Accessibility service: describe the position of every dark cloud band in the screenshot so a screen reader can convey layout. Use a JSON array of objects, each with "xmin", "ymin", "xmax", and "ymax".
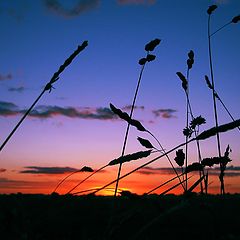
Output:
[{"xmin": 44, "ymin": 0, "xmax": 100, "ymax": 18}]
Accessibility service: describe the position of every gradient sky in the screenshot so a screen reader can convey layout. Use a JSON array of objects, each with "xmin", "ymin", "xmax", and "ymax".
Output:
[{"xmin": 0, "ymin": 0, "xmax": 239, "ymax": 195}]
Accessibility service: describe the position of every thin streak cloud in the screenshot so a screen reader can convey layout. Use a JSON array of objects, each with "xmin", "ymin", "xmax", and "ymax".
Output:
[
  {"xmin": 138, "ymin": 166, "xmax": 240, "ymax": 177},
  {"xmin": 19, "ymin": 166, "xmax": 79, "ymax": 174},
  {"xmin": 8, "ymin": 86, "xmax": 25, "ymax": 93},
  {"xmin": 0, "ymin": 73, "xmax": 12, "ymax": 81},
  {"xmin": 0, "ymin": 101, "xmax": 117, "ymax": 120},
  {"xmin": 19, "ymin": 166, "xmax": 107, "ymax": 175},
  {"xmin": 43, "ymin": 0, "xmax": 100, "ymax": 18},
  {"xmin": 152, "ymin": 109, "xmax": 177, "ymax": 119}
]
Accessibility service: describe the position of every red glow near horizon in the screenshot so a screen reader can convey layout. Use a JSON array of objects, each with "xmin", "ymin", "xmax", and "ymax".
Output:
[{"xmin": 1, "ymin": 167, "xmax": 240, "ymax": 196}]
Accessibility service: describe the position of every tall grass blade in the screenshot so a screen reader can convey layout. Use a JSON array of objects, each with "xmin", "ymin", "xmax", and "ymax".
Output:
[
  {"xmin": 66, "ymin": 164, "xmax": 108, "ymax": 195},
  {"xmin": 159, "ymin": 176, "xmax": 192, "ymax": 196},
  {"xmin": 146, "ymin": 171, "xmax": 185, "ymax": 195},
  {"xmin": 186, "ymin": 175, "xmax": 205, "ymax": 193},
  {"xmin": 52, "ymin": 166, "xmax": 93, "ymax": 193},
  {"xmin": 0, "ymin": 41, "xmax": 88, "ymax": 153}
]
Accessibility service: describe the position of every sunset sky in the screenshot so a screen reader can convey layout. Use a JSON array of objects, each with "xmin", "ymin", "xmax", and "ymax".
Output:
[{"xmin": 0, "ymin": 0, "xmax": 239, "ymax": 195}]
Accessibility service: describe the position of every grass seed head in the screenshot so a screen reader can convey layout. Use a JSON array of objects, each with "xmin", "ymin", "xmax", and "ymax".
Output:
[
  {"xmin": 183, "ymin": 127, "xmax": 193, "ymax": 138},
  {"xmin": 108, "ymin": 150, "xmax": 152, "ymax": 166},
  {"xmin": 176, "ymin": 72, "xmax": 188, "ymax": 91},
  {"xmin": 232, "ymin": 15, "xmax": 240, "ymax": 23},
  {"xmin": 205, "ymin": 75, "xmax": 213, "ymax": 90},
  {"xmin": 190, "ymin": 116, "xmax": 206, "ymax": 129},
  {"xmin": 144, "ymin": 38, "xmax": 161, "ymax": 52},
  {"xmin": 139, "ymin": 58, "xmax": 147, "ymax": 65},
  {"xmin": 207, "ymin": 5, "xmax": 218, "ymax": 15},
  {"xmin": 80, "ymin": 166, "xmax": 94, "ymax": 172},
  {"xmin": 110, "ymin": 103, "xmax": 131, "ymax": 122},
  {"xmin": 137, "ymin": 137, "xmax": 154, "ymax": 149},
  {"xmin": 197, "ymin": 119, "xmax": 240, "ymax": 140},
  {"xmin": 129, "ymin": 119, "xmax": 146, "ymax": 131},
  {"xmin": 174, "ymin": 149, "xmax": 185, "ymax": 167},
  {"xmin": 186, "ymin": 162, "xmax": 203, "ymax": 173},
  {"xmin": 188, "ymin": 50, "xmax": 194, "ymax": 60},
  {"xmin": 146, "ymin": 54, "xmax": 156, "ymax": 62}
]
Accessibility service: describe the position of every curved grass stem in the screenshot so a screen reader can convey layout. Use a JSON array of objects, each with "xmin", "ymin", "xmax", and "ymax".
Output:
[
  {"xmin": 208, "ymin": 14, "xmax": 224, "ymax": 194},
  {"xmin": 0, "ymin": 89, "xmax": 46, "ymax": 153},
  {"xmin": 91, "ymin": 138, "xmax": 195, "ymax": 196},
  {"xmin": 210, "ymin": 21, "xmax": 232, "ymax": 37},
  {"xmin": 146, "ymin": 130, "xmax": 186, "ymax": 191},
  {"xmin": 114, "ymin": 62, "xmax": 146, "ymax": 197},
  {"xmin": 66, "ymin": 164, "xmax": 108, "ymax": 195}
]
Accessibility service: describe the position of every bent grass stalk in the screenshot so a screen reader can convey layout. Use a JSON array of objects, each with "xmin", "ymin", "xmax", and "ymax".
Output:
[
  {"xmin": 185, "ymin": 67, "xmax": 190, "ymax": 191},
  {"xmin": 159, "ymin": 176, "xmax": 193, "ymax": 196},
  {"xmin": 207, "ymin": 7, "xmax": 223, "ymax": 194},
  {"xmin": 65, "ymin": 150, "xmax": 152, "ymax": 194},
  {"xmin": 114, "ymin": 62, "xmax": 146, "ymax": 197},
  {"xmin": 146, "ymin": 130, "xmax": 186, "ymax": 191},
  {"xmin": 114, "ymin": 39, "xmax": 160, "ymax": 197},
  {"xmin": 66, "ymin": 164, "xmax": 108, "ymax": 194},
  {"xmin": 205, "ymin": 76, "xmax": 240, "ymax": 133},
  {"xmin": 89, "ymin": 119, "xmax": 240, "ymax": 195},
  {"xmin": 90, "ymin": 140, "xmax": 194, "ymax": 196},
  {"xmin": 145, "ymin": 172, "xmax": 187, "ymax": 195},
  {"xmin": 207, "ymin": 7, "xmax": 240, "ymax": 194},
  {"xmin": 0, "ymin": 41, "xmax": 88, "ymax": 153}
]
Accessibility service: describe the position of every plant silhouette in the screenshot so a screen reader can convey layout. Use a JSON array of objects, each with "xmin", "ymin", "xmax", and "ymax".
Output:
[{"xmin": 0, "ymin": 41, "xmax": 88, "ymax": 153}]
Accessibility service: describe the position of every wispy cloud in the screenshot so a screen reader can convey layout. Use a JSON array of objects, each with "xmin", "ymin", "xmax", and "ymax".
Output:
[
  {"xmin": 0, "ymin": 73, "xmax": 12, "ymax": 81},
  {"xmin": 8, "ymin": 86, "xmax": 25, "ymax": 93},
  {"xmin": 43, "ymin": 0, "xmax": 100, "ymax": 18},
  {"xmin": 138, "ymin": 166, "xmax": 182, "ymax": 175},
  {"xmin": 152, "ymin": 109, "xmax": 177, "ymax": 119},
  {"xmin": 138, "ymin": 166, "xmax": 240, "ymax": 178},
  {"xmin": 0, "ymin": 177, "xmax": 50, "ymax": 189},
  {"xmin": 19, "ymin": 166, "xmax": 106, "ymax": 175},
  {"xmin": 28, "ymin": 105, "xmax": 117, "ymax": 120},
  {"xmin": 122, "ymin": 105, "xmax": 145, "ymax": 111},
  {"xmin": 0, "ymin": 168, "xmax": 6, "ymax": 173},
  {"xmin": 0, "ymin": 101, "xmax": 117, "ymax": 120},
  {"xmin": 117, "ymin": 0, "xmax": 156, "ymax": 5},
  {"xmin": 0, "ymin": 101, "xmax": 176, "ymax": 122},
  {"xmin": 20, "ymin": 166, "xmax": 79, "ymax": 174},
  {"xmin": 0, "ymin": 101, "xmax": 19, "ymax": 116}
]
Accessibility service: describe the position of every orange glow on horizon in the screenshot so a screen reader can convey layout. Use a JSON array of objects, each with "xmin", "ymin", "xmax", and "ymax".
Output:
[{"xmin": 1, "ymin": 168, "xmax": 240, "ymax": 196}]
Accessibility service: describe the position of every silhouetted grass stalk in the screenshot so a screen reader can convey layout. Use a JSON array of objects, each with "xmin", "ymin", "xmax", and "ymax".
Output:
[
  {"xmin": 66, "ymin": 164, "xmax": 108, "ymax": 194},
  {"xmin": 217, "ymin": 96, "xmax": 240, "ymax": 132},
  {"xmin": 114, "ymin": 63, "xmax": 146, "ymax": 197},
  {"xmin": 146, "ymin": 172, "xmax": 189, "ymax": 195},
  {"xmin": 89, "ymin": 119, "xmax": 240, "ymax": 195},
  {"xmin": 185, "ymin": 67, "xmax": 190, "ymax": 191},
  {"xmin": 204, "ymin": 79, "xmax": 240, "ymax": 132},
  {"xmin": 0, "ymin": 41, "xmax": 88, "ymax": 153},
  {"xmin": 207, "ymin": 11, "xmax": 240, "ymax": 194},
  {"xmin": 114, "ymin": 39, "xmax": 161, "ymax": 197},
  {"xmin": 146, "ymin": 130, "xmax": 186, "ymax": 191},
  {"xmin": 185, "ymin": 79, "xmax": 205, "ymax": 193},
  {"xmin": 90, "ymin": 140, "xmax": 194, "ymax": 195},
  {"xmin": 207, "ymin": 6, "xmax": 224, "ymax": 194}
]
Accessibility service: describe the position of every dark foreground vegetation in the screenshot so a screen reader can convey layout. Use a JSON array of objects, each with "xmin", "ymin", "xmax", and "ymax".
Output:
[{"xmin": 0, "ymin": 193, "xmax": 240, "ymax": 240}]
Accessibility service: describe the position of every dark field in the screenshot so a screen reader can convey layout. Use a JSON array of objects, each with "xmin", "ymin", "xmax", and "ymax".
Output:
[{"xmin": 0, "ymin": 193, "xmax": 240, "ymax": 240}]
